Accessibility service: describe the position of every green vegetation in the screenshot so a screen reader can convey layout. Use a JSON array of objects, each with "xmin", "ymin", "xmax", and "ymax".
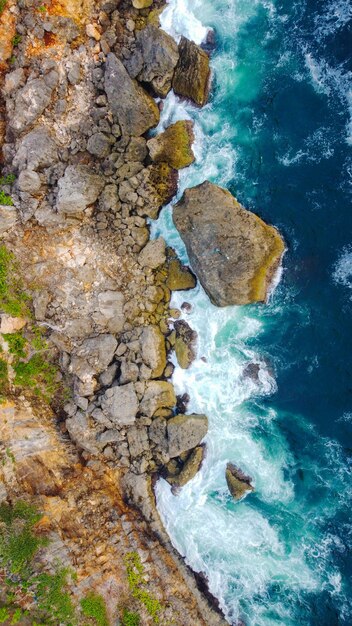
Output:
[
  {"xmin": 12, "ymin": 34, "xmax": 21, "ymax": 47},
  {"xmin": 80, "ymin": 593, "xmax": 109, "ymax": 626},
  {"xmin": 0, "ymin": 358, "xmax": 8, "ymax": 384},
  {"xmin": 37, "ymin": 5, "xmax": 47, "ymax": 12},
  {"xmin": 121, "ymin": 609, "xmax": 140, "ymax": 626},
  {"xmin": 0, "ymin": 245, "xmax": 30, "ymax": 318},
  {"xmin": 0, "ymin": 501, "xmax": 45, "ymax": 575},
  {"xmin": 13, "ymin": 353, "xmax": 59, "ymax": 401},
  {"xmin": 0, "ymin": 190, "xmax": 14, "ymax": 206},
  {"xmin": 0, "ymin": 174, "xmax": 15, "ymax": 206},
  {"xmin": 124, "ymin": 552, "xmax": 162, "ymax": 623},
  {"xmin": 0, "ymin": 608, "xmax": 9, "ymax": 623},
  {"xmin": 3, "ymin": 332, "xmax": 27, "ymax": 358},
  {"xmin": 0, "ymin": 0, "xmax": 7, "ymax": 16},
  {"xmin": 36, "ymin": 569, "xmax": 75, "ymax": 624}
]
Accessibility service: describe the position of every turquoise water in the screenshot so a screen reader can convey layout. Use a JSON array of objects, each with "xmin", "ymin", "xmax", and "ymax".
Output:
[{"xmin": 152, "ymin": 1, "xmax": 352, "ymax": 624}]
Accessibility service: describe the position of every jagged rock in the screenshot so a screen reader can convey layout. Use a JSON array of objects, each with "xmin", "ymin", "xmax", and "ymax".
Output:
[
  {"xmin": 96, "ymin": 290, "xmax": 125, "ymax": 333},
  {"xmin": 174, "ymin": 320, "xmax": 197, "ymax": 369},
  {"xmin": 33, "ymin": 290, "xmax": 50, "ymax": 321},
  {"xmin": 138, "ymin": 237, "xmax": 166, "ymax": 269},
  {"xmin": 56, "ymin": 165, "xmax": 105, "ymax": 216},
  {"xmin": 166, "ymin": 446, "xmax": 204, "ymax": 488},
  {"xmin": 3, "ymin": 68, "xmax": 25, "ymax": 94},
  {"xmin": 99, "ymin": 363, "xmax": 118, "ymax": 386},
  {"xmin": 0, "ymin": 314, "xmax": 26, "ymax": 334},
  {"xmin": 140, "ymin": 381, "xmax": 176, "ymax": 417},
  {"xmin": 126, "ymin": 24, "xmax": 179, "ymax": 98},
  {"xmin": 225, "ymin": 463, "xmax": 254, "ymax": 500},
  {"xmin": 173, "ymin": 181, "xmax": 285, "ymax": 306},
  {"xmin": 101, "ymin": 383, "xmax": 138, "ymax": 425},
  {"xmin": 18, "ymin": 169, "xmax": 41, "ymax": 193},
  {"xmin": 148, "ymin": 416, "xmax": 167, "ymax": 450},
  {"xmin": 13, "ymin": 127, "xmax": 58, "ymax": 171},
  {"xmin": 136, "ymin": 163, "xmax": 178, "ymax": 219},
  {"xmin": 173, "ymin": 37, "xmax": 211, "ymax": 106},
  {"xmin": 140, "ymin": 325, "xmax": 166, "ymax": 378},
  {"xmin": 66, "ymin": 412, "xmax": 100, "ymax": 455},
  {"xmin": 165, "ymin": 249, "xmax": 196, "ymax": 291},
  {"xmin": 71, "ymin": 334, "xmax": 117, "ymax": 380},
  {"xmin": 147, "ymin": 121, "xmax": 195, "ymax": 169},
  {"xmin": 120, "ymin": 360, "xmax": 139, "ymax": 384},
  {"xmin": 104, "ymin": 53, "xmax": 159, "ymax": 136},
  {"xmin": 0, "ymin": 206, "xmax": 17, "ymax": 234},
  {"xmin": 167, "ymin": 414, "xmax": 208, "ymax": 458},
  {"xmin": 127, "ymin": 425, "xmax": 149, "ymax": 458},
  {"xmin": 10, "ymin": 78, "xmax": 54, "ymax": 134}
]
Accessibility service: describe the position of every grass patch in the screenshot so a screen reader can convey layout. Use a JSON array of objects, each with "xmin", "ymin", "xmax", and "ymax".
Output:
[
  {"xmin": 80, "ymin": 593, "xmax": 109, "ymax": 626},
  {"xmin": 0, "ymin": 501, "xmax": 45, "ymax": 575},
  {"xmin": 124, "ymin": 552, "xmax": 162, "ymax": 623},
  {"xmin": 0, "ymin": 358, "xmax": 8, "ymax": 384},
  {"xmin": 0, "ymin": 190, "xmax": 13, "ymax": 206},
  {"xmin": 0, "ymin": 245, "xmax": 30, "ymax": 318},
  {"xmin": 0, "ymin": 0, "xmax": 6, "ymax": 15},
  {"xmin": 3, "ymin": 332, "xmax": 27, "ymax": 359},
  {"xmin": 36, "ymin": 569, "xmax": 75, "ymax": 624},
  {"xmin": 121, "ymin": 609, "xmax": 140, "ymax": 626},
  {"xmin": 13, "ymin": 353, "xmax": 59, "ymax": 401},
  {"xmin": 12, "ymin": 34, "xmax": 21, "ymax": 47}
]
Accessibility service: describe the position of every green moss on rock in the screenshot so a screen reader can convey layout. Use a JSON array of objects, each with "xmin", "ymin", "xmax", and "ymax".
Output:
[{"xmin": 147, "ymin": 121, "xmax": 195, "ymax": 170}]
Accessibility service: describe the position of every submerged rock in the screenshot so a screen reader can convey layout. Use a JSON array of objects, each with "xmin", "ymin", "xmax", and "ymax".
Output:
[
  {"xmin": 104, "ymin": 53, "xmax": 159, "ymax": 136},
  {"xmin": 225, "ymin": 463, "xmax": 254, "ymax": 500},
  {"xmin": 167, "ymin": 414, "xmax": 208, "ymax": 458},
  {"xmin": 147, "ymin": 120, "xmax": 195, "ymax": 170},
  {"xmin": 173, "ymin": 181, "xmax": 285, "ymax": 306},
  {"xmin": 173, "ymin": 37, "xmax": 211, "ymax": 106},
  {"xmin": 174, "ymin": 319, "xmax": 197, "ymax": 369},
  {"xmin": 126, "ymin": 24, "xmax": 179, "ymax": 98}
]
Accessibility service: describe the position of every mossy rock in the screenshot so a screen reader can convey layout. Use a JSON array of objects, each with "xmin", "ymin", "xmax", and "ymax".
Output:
[
  {"xmin": 225, "ymin": 463, "xmax": 254, "ymax": 500},
  {"xmin": 173, "ymin": 37, "xmax": 211, "ymax": 107},
  {"xmin": 166, "ymin": 446, "xmax": 204, "ymax": 489},
  {"xmin": 147, "ymin": 121, "xmax": 195, "ymax": 170},
  {"xmin": 164, "ymin": 247, "xmax": 196, "ymax": 291}
]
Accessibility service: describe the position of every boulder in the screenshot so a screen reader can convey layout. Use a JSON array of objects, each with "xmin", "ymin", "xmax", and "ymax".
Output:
[
  {"xmin": 166, "ymin": 446, "xmax": 204, "ymax": 489},
  {"xmin": 65, "ymin": 412, "xmax": 100, "ymax": 455},
  {"xmin": 10, "ymin": 78, "xmax": 54, "ymax": 134},
  {"xmin": 173, "ymin": 37, "xmax": 210, "ymax": 107},
  {"xmin": 18, "ymin": 169, "xmax": 41, "ymax": 193},
  {"xmin": 136, "ymin": 163, "xmax": 178, "ymax": 219},
  {"xmin": 147, "ymin": 121, "xmax": 195, "ymax": 170},
  {"xmin": 148, "ymin": 416, "xmax": 167, "ymax": 450},
  {"xmin": 140, "ymin": 381, "xmax": 176, "ymax": 417},
  {"xmin": 96, "ymin": 290, "xmax": 125, "ymax": 333},
  {"xmin": 87, "ymin": 132, "xmax": 113, "ymax": 157},
  {"xmin": 174, "ymin": 320, "xmax": 197, "ymax": 369},
  {"xmin": 126, "ymin": 24, "xmax": 179, "ymax": 98},
  {"xmin": 132, "ymin": 0, "xmax": 153, "ymax": 8},
  {"xmin": 71, "ymin": 334, "xmax": 117, "ymax": 379},
  {"xmin": 163, "ymin": 247, "xmax": 196, "ymax": 291},
  {"xmin": 173, "ymin": 181, "xmax": 285, "ymax": 306},
  {"xmin": 138, "ymin": 237, "xmax": 166, "ymax": 269},
  {"xmin": 167, "ymin": 414, "xmax": 208, "ymax": 458},
  {"xmin": 0, "ymin": 314, "xmax": 26, "ymax": 334},
  {"xmin": 0, "ymin": 205, "xmax": 17, "ymax": 234},
  {"xmin": 101, "ymin": 383, "xmax": 138, "ymax": 425},
  {"xmin": 225, "ymin": 463, "xmax": 254, "ymax": 500},
  {"xmin": 104, "ymin": 53, "xmax": 159, "ymax": 137},
  {"xmin": 127, "ymin": 425, "xmax": 149, "ymax": 458},
  {"xmin": 140, "ymin": 325, "xmax": 166, "ymax": 378},
  {"xmin": 56, "ymin": 165, "xmax": 104, "ymax": 216},
  {"xmin": 13, "ymin": 127, "xmax": 58, "ymax": 171}
]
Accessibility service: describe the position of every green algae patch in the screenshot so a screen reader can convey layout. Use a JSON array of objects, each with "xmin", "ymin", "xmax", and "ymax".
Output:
[{"xmin": 147, "ymin": 121, "xmax": 195, "ymax": 170}]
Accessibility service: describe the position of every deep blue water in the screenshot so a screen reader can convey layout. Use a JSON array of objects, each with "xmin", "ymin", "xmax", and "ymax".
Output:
[{"xmin": 155, "ymin": 1, "xmax": 352, "ymax": 624}]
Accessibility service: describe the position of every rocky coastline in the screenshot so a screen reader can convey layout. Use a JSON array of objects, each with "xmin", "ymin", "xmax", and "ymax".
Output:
[{"xmin": 0, "ymin": 0, "xmax": 284, "ymax": 624}]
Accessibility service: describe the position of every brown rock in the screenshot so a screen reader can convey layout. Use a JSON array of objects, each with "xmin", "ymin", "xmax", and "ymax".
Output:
[
  {"xmin": 173, "ymin": 37, "xmax": 211, "ymax": 107},
  {"xmin": 137, "ymin": 163, "xmax": 178, "ymax": 220},
  {"xmin": 140, "ymin": 381, "xmax": 176, "ymax": 417},
  {"xmin": 173, "ymin": 181, "xmax": 285, "ymax": 306},
  {"xmin": 167, "ymin": 414, "xmax": 208, "ymax": 458},
  {"xmin": 165, "ymin": 248, "xmax": 196, "ymax": 291},
  {"xmin": 166, "ymin": 446, "xmax": 204, "ymax": 489},
  {"xmin": 174, "ymin": 319, "xmax": 197, "ymax": 369},
  {"xmin": 147, "ymin": 120, "xmax": 195, "ymax": 170},
  {"xmin": 225, "ymin": 463, "xmax": 254, "ymax": 500},
  {"xmin": 140, "ymin": 325, "xmax": 167, "ymax": 378}
]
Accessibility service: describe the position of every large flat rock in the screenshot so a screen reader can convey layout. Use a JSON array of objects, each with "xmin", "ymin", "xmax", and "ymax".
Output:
[{"xmin": 173, "ymin": 181, "xmax": 285, "ymax": 306}]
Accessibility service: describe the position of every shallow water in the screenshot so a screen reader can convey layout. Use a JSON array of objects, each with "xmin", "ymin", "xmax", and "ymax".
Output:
[{"xmin": 152, "ymin": 1, "xmax": 352, "ymax": 624}]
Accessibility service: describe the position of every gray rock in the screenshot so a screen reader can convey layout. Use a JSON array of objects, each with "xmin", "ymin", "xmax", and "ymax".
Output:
[
  {"xmin": 14, "ymin": 127, "xmax": 58, "ymax": 171},
  {"xmin": 140, "ymin": 325, "xmax": 166, "ymax": 378},
  {"xmin": 67, "ymin": 61, "xmax": 81, "ymax": 85},
  {"xmin": 120, "ymin": 360, "xmax": 139, "ymax": 384},
  {"xmin": 0, "ymin": 206, "xmax": 17, "ymax": 234},
  {"xmin": 104, "ymin": 53, "xmax": 159, "ymax": 137},
  {"xmin": 96, "ymin": 290, "xmax": 125, "ymax": 333},
  {"xmin": 148, "ymin": 416, "xmax": 167, "ymax": 449},
  {"xmin": 87, "ymin": 132, "xmax": 113, "ymax": 158},
  {"xmin": 71, "ymin": 334, "xmax": 117, "ymax": 380},
  {"xmin": 18, "ymin": 169, "xmax": 41, "ymax": 193},
  {"xmin": 127, "ymin": 425, "xmax": 149, "ymax": 458},
  {"xmin": 167, "ymin": 414, "xmax": 208, "ymax": 458},
  {"xmin": 126, "ymin": 24, "xmax": 179, "ymax": 98},
  {"xmin": 99, "ymin": 363, "xmax": 118, "ymax": 386},
  {"xmin": 33, "ymin": 290, "xmax": 50, "ymax": 321},
  {"xmin": 101, "ymin": 383, "xmax": 138, "ymax": 425},
  {"xmin": 173, "ymin": 181, "xmax": 285, "ymax": 306},
  {"xmin": 66, "ymin": 412, "xmax": 100, "ymax": 454},
  {"xmin": 140, "ymin": 381, "xmax": 176, "ymax": 417},
  {"xmin": 10, "ymin": 78, "xmax": 54, "ymax": 134},
  {"xmin": 56, "ymin": 165, "xmax": 105, "ymax": 215},
  {"xmin": 138, "ymin": 237, "xmax": 166, "ymax": 269},
  {"xmin": 98, "ymin": 429, "xmax": 121, "ymax": 444},
  {"xmin": 3, "ymin": 68, "xmax": 25, "ymax": 94}
]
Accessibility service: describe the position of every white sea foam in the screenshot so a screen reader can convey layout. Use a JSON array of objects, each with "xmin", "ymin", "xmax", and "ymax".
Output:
[
  {"xmin": 314, "ymin": 0, "xmax": 352, "ymax": 39},
  {"xmin": 332, "ymin": 245, "xmax": 352, "ymax": 297}
]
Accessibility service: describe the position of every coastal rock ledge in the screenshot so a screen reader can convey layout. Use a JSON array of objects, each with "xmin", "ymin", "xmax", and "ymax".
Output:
[{"xmin": 173, "ymin": 181, "xmax": 285, "ymax": 306}]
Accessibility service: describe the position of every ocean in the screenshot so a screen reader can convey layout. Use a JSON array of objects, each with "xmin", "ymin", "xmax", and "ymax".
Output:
[{"xmin": 151, "ymin": 1, "xmax": 352, "ymax": 624}]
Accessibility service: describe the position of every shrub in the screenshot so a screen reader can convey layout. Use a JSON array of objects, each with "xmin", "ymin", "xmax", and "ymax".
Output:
[
  {"xmin": 0, "ymin": 501, "xmax": 45, "ymax": 574},
  {"xmin": 121, "ymin": 609, "xmax": 140, "ymax": 626},
  {"xmin": 80, "ymin": 593, "xmax": 109, "ymax": 626},
  {"xmin": 124, "ymin": 552, "xmax": 162, "ymax": 623},
  {"xmin": 36, "ymin": 569, "xmax": 75, "ymax": 624},
  {"xmin": 0, "ymin": 245, "xmax": 30, "ymax": 318}
]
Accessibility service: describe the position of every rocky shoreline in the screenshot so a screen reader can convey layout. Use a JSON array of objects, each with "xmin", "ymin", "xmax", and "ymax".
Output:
[{"xmin": 0, "ymin": 0, "xmax": 284, "ymax": 623}]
